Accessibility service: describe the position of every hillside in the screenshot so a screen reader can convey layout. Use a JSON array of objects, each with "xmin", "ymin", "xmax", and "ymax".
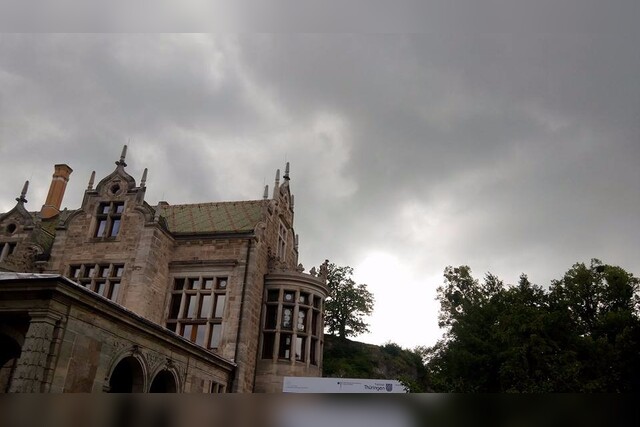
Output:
[{"xmin": 322, "ymin": 335, "xmax": 432, "ymax": 392}]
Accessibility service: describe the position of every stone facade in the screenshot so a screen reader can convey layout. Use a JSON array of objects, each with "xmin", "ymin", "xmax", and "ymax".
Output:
[
  {"xmin": 0, "ymin": 147, "xmax": 328, "ymax": 393},
  {"xmin": 0, "ymin": 275, "xmax": 234, "ymax": 392}
]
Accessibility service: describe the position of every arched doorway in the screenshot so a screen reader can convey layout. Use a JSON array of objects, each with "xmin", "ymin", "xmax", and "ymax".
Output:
[
  {"xmin": 0, "ymin": 316, "xmax": 28, "ymax": 394},
  {"xmin": 109, "ymin": 356, "xmax": 145, "ymax": 393},
  {"xmin": 149, "ymin": 370, "xmax": 177, "ymax": 393},
  {"xmin": 0, "ymin": 334, "xmax": 22, "ymax": 393}
]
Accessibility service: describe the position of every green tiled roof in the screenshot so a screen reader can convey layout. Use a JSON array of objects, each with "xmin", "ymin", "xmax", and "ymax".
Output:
[{"xmin": 159, "ymin": 201, "xmax": 264, "ymax": 234}]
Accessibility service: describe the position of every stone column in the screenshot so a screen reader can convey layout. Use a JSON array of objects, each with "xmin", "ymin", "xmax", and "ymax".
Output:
[{"xmin": 9, "ymin": 314, "xmax": 60, "ymax": 393}]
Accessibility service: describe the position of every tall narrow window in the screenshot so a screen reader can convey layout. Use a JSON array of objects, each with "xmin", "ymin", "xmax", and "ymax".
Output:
[
  {"xmin": 262, "ymin": 332, "xmax": 275, "ymax": 359},
  {"xmin": 282, "ymin": 307, "xmax": 293, "ymax": 330},
  {"xmin": 297, "ymin": 309, "xmax": 307, "ymax": 332},
  {"xmin": 295, "ymin": 337, "xmax": 306, "ymax": 361},
  {"xmin": 277, "ymin": 222, "xmax": 287, "ymax": 259},
  {"xmin": 95, "ymin": 202, "xmax": 124, "ymax": 237},
  {"xmin": 279, "ymin": 334, "xmax": 292, "ymax": 359}
]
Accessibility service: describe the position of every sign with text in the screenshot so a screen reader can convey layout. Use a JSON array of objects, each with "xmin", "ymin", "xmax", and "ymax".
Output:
[{"xmin": 283, "ymin": 377, "xmax": 407, "ymax": 393}]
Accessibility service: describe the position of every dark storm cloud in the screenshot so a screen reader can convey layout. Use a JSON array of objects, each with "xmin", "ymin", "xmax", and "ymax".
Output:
[
  {"xmin": 0, "ymin": 35, "xmax": 287, "ymax": 207},
  {"xmin": 3, "ymin": 0, "xmax": 637, "ymax": 34},
  {"xmin": 0, "ymin": 12, "xmax": 638, "ymax": 346},
  {"xmin": 233, "ymin": 32, "xmax": 639, "ymax": 287}
]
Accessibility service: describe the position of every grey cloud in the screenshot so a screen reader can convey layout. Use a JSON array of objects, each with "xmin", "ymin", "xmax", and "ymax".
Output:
[{"xmin": 1, "ymin": 27, "xmax": 638, "ymax": 346}]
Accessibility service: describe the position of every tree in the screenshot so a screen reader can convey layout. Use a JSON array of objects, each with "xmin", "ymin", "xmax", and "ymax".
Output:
[
  {"xmin": 548, "ymin": 259, "xmax": 640, "ymax": 391},
  {"xmin": 323, "ymin": 263, "xmax": 375, "ymax": 339},
  {"xmin": 427, "ymin": 260, "xmax": 640, "ymax": 392}
]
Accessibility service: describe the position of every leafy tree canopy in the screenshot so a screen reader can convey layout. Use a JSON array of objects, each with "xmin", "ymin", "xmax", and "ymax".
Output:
[
  {"xmin": 323, "ymin": 263, "xmax": 375, "ymax": 339},
  {"xmin": 427, "ymin": 259, "xmax": 640, "ymax": 392}
]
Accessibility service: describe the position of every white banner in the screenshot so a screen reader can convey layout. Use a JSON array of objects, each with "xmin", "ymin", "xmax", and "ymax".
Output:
[{"xmin": 283, "ymin": 377, "xmax": 407, "ymax": 393}]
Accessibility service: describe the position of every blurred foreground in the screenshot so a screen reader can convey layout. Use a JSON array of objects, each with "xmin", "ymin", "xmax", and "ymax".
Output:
[{"xmin": 0, "ymin": 395, "xmax": 637, "ymax": 427}]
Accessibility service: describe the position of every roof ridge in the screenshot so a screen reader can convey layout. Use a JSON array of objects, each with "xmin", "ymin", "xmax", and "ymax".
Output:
[
  {"xmin": 160, "ymin": 200, "xmax": 265, "ymax": 208},
  {"xmin": 159, "ymin": 199, "xmax": 264, "ymax": 234}
]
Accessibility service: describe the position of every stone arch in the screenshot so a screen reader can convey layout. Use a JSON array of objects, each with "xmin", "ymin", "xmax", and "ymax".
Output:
[
  {"xmin": 0, "ymin": 317, "xmax": 29, "ymax": 392},
  {"xmin": 106, "ymin": 348, "xmax": 148, "ymax": 393},
  {"xmin": 0, "ymin": 321, "xmax": 27, "ymax": 350},
  {"xmin": 108, "ymin": 356, "xmax": 146, "ymax": 393},
  {"xmin": 0, "ymin": 334, "xmax": 21, "ymax": 366},
  {"xmin": 149, "ymin": 368, "xmax": 179, "ymax": 393},
  {"xmin": 0, "ymin": 331, "xmax": 23, "ymax": 393}
]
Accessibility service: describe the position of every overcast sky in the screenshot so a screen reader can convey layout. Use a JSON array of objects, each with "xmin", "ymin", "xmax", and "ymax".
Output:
[{"xmin": 1, "ymin": 3, "xmax": 638, "ymax": 349}]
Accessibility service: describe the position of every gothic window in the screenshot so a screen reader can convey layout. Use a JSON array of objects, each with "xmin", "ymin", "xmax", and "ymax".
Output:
[
  {"xmin": 0, "ymin": 242, "xmax": 17, "ymax": 262},
  {"xmin": 95, "ymin": 202, "xmax": 124, "ymax": 238},
  {"xmin": 261, "ymin": 288, "xmax": 322, "ymax": 364},
  {"xmin": 68, "ymin": 263, "xmax": 124, "ymax": 302},
  {"xmin": 166, "ymin": 276, "xmax": 228, "ymax": 350},
  {"xmin": 277, "ymin": 222, "xmax": 287, "ymax": 259}
]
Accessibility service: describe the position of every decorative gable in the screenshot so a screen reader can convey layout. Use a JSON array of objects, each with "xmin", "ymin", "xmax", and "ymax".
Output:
[{"xmin": 95, "ymin": 146, "xmax": 137, "ymax": 197}]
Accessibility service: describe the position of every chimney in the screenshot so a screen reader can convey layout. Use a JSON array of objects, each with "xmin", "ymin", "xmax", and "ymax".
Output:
[{"xmin": 40, "ymin": 164, "xmax": 73, "ymax": 219}]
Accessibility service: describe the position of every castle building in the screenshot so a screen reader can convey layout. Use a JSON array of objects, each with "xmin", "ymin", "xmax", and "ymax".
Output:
[{"xmin": 0, "ymin": 146, "xmax": 328, "ymax": 393}]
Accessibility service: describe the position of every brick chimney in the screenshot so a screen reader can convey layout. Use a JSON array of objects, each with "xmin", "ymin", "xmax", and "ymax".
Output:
[{"xmin": 40, "ymin": 164, "xmax": 73, "ymax": 219}]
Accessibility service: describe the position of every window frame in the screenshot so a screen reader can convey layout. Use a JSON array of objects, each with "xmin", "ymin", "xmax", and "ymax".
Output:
[
  {"xmin": 94, "ymin": 201, "xmax": 125, "ymax": 238},
  {"xmin": 261, "ymin": 288, "xmax": 322, "ymax": 365},
  {"xmin": 68, "ymin": 262, "xmax": 125, "ymax": 302},
  {"xmin": 166, "ymin": 275, "xmax": 229, "ymax": 351}
]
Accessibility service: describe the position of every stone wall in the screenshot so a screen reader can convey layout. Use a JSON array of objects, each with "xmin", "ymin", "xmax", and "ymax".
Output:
[{"xmin": 0, "ymin": 276, "xmax": 234, "ymax": 393}]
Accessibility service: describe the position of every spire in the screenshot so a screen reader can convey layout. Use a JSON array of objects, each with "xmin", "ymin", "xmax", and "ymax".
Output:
[
  {"xmin": 16, "ymin": 180, "xmax": 28, "ymax": 204},
  {"xmin": 272, "ymin": 169, "xmax": 280, "ymax": 198},
  {"xmin": 95, "ymin": 146, "xmax": 136, "ymax": 193},
  {"xmin": 141, "ymin": 168, "xmax": 148, "ymax": 188},
  {"xmin": 87, "ymin": 171, "xmax": 96, "ymax": 190},
  {"xmin": 263, "ymin": 185, "xmax": 269, "ymax": 200},
  {"xmin": 115, "ymin": 144, "xmax": 128, "ymax": 168},
  {"xmin": 283, "ymin": 162, "xmax": 290, "ymax": 181}
]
